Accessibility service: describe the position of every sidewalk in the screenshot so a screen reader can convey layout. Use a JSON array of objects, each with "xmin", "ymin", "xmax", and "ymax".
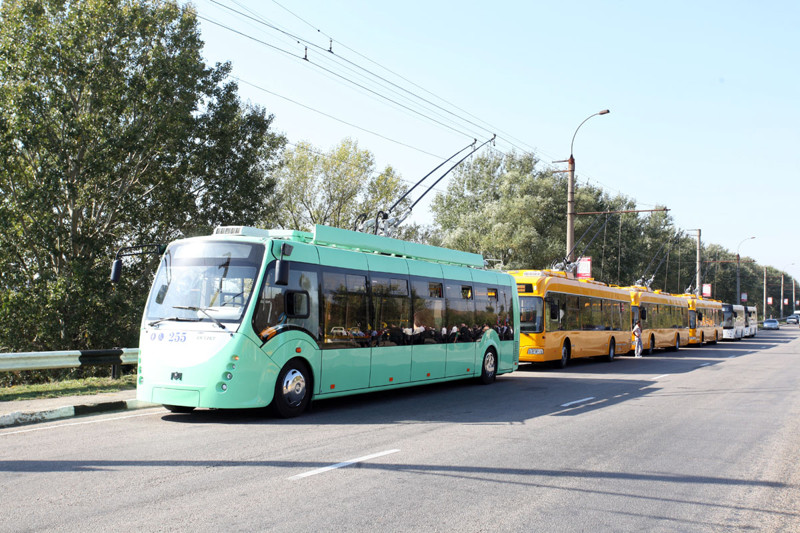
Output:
[{"xmin": 0, "ymin": 390, "xmax": 158, "ymax": 429}]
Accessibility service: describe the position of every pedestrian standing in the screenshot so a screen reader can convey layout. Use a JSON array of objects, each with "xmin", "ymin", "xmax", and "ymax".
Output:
[{"xmin": 633, "ymin": 320, "xmax": 643, "ymax": 357}]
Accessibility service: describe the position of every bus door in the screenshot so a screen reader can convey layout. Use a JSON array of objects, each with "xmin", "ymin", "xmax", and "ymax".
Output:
[
  {"xmin": 319, "ymin": 268, "xmax": 372, "ymax": 393},
  {"xmin": 369, "ymin": 273, "xmax": 413, "ymax": 387},
  {"xmin": 444, "ymin": 279, "xmax": 477, "ymax": 376}
]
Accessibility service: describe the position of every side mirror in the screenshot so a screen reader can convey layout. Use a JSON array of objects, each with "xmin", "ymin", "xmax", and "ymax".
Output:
[
  {"xmin": 275, "ymin": 260, "xmax": 290, "ymax": 286},
  {"xmin": 275, "ymin": 242, "xmax": 294, "ymax": 286},
  {"xmin": 110, "ymin": 259, "xmax": 122, "ymax": 284}
]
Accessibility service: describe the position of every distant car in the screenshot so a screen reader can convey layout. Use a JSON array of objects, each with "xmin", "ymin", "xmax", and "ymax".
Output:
[
  {"xmin": 786, "ymin": 315, "xmax": 799, "ymax": 325},
  {"xmin": 763, "ymin": 319, "xmax": 780, "ymax": 330}
]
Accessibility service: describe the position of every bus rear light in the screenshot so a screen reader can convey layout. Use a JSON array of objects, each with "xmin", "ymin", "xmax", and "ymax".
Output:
[
  {"xmin": 330, "ymin": 384, "xmax": 335, "ymax": 390},
  {"xmin": 466, "ymin": 368, "xmax": 470, "ymax": 372},
  {"xmin": 295, "ymin": 347, "xmax": 301, "ymax": 353},
  {"xmin": 389, "ymin": 377, "xmax": 393, "ymax": 382},
  {"xmin": 219, "ymin": 383, "xmax": 228, "ymax": 392},
  {"xmin": 224, "ymin": 372, "xmax": 233, "ymax": 380},
  {"xmin": 232, "ymin": 355, "xmax": 239, "ymax": 361},
  {"xmin": 426, "ymin": 373, "xmax": 430, "ymax": 377}
]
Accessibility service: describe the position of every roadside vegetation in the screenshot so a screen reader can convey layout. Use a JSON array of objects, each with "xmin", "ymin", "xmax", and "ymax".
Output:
[{"xmin": 0, "ymin": 375, "xmax": 136, "ymax": 402}]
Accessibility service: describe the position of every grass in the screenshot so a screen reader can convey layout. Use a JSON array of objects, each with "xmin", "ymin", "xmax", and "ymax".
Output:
[{"xmin": 0, "ymin": 375, "xmax": 137, "ymax": 402}]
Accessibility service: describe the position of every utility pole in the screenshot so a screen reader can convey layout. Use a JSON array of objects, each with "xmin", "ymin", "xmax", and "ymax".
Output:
[
  {"xmin": 763, "ymin": 266, "xmax": 767, "ymax": 321},
  {"xmin": 695, "ymin": 229, "xmax": 701, "ymax": 295},
  {"xmin": 563, "ymin": 109, "xmax": 609, "ymax": 262},
  {"xmin": 781, "ymin": 273, "xmax": 785, "ymax": 318}
]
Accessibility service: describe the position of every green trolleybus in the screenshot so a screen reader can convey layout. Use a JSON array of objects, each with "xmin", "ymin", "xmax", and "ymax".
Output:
[{"xmin": 134, "ymin": 224, "xmax": 519, "ymax": 417}]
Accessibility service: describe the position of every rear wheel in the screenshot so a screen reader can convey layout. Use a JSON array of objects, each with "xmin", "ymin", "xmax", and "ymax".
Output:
[
  {"xmin": 272, "ymin": 359, "xmax": 312, "ymax": 418},
  {"xmin": 164, "ymin": 404, "xmax": 194, "ymax": 414},
  {"xmin": 479, "ymin": 349, "xmax": 497, "ymax": 384}
]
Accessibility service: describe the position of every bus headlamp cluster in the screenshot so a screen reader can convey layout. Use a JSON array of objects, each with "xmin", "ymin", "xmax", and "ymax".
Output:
[{"xmin": 217, "ymin": 355, "xmax": 239, "ymax": 393}]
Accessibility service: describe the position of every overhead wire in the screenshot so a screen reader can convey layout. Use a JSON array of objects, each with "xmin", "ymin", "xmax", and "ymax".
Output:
[
  {"xmin": 199, "ymin": 1, "xmax": 661, "ymax": 219},
  {"xmin": 201, "ymin": 2, "xmax": 496, "ymax": 143}
]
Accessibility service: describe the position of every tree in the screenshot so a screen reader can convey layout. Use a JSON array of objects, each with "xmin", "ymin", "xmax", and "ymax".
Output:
[
  {"xmin": 272, "ymin": 138, "xmax": 418, "ymax": 237},
  {"xmin": 0, "ymin": 0, "xmax": 285, "ymax": 354}
]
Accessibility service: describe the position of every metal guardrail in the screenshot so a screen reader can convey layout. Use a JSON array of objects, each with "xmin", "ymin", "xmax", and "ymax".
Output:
[{"xmin": 0, "ymin": 348, "xmax": 139, "ymax": 372}]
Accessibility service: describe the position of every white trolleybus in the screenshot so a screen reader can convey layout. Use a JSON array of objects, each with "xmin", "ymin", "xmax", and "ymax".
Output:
[
  {"xmin": 721, "ymin": 303, "xmax": 745, "ymax": 340},
  {"xmin": 115, "ymin": 225, "xmax": 519, "ymax": 417}
]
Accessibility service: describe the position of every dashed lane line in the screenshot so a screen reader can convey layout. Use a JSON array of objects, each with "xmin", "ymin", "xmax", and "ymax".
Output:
[{"xmin": 289, "ymin": 449, "xmax": 401, "ymax": 480}]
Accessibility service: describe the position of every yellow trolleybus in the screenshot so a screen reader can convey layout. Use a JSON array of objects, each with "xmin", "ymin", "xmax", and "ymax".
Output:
[
  {"xmin": 626, "ymin": 287, "xmax": 691, "ymax": 354},
  {"xmin": 510, "ymin": 270, "xmax": 631, "ymax": 368},
  {"xmin": 681, "ymin": 295, "xmax": 723, "ymax": 345}
]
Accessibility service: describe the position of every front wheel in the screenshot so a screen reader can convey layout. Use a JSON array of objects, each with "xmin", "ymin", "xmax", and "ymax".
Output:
[
  {"xmin": 273, "ymin": 359, "xmax": 312, "ymax": 418},
  {"xmin": 554, "ymin": 342, "xmax": 570, "ymax": 369},
  {"xmin": 674, "ymin": 335, "xmax": 680, "ymax": 351},
  {"xmin": 647, "ymin": 335, "xmax": 655, "ymax": 356},
  {"xmin": 479, "ymin": 349, "xmax": 497, "ymax": 384},
  {"xmin": 605, "ymin": 339, "xmax": 616, "ymax": 362}
]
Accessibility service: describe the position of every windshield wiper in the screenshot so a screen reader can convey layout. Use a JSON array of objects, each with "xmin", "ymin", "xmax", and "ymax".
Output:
[
  {"xmin": 172, "ymin": 305, "xmax": 228, "ymax": 331},
  {"xmin": 148, "ymin": 316, "xmax": 202, "ymax": 327}
]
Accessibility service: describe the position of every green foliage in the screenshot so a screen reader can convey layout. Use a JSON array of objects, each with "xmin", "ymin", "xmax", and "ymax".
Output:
[
  {"xmin": 0, "ymin": 0, "xmax": 285, "ymax": 353},
  {"xmin": 272, "ymin": 138, "xmax": 410, "ymax": 232}
]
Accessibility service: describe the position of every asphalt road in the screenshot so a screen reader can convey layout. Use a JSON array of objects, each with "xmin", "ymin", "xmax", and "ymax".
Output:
[{"xmin": 3, "ymin": 330, "xmax": 800, "ymax": 532}]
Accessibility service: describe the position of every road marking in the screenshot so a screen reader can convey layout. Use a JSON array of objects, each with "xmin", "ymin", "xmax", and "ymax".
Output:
[
  {"xmin": 0, "ymin": 410, "xmax": 162, "ymax": 437},
  {"xmin": 652, "ymin": 374, "xmax": 670, "ymax": 380},
  {"xmin": 560, "ymin": 397, "xmax": 595, "ymax": 408},
  {"xmin": 699, "ymin": 363, "xmax": 711, "ymax": 367},
  {"xmin": 289, "ymin": 449, "xmax": 400, "ymax": 480}
]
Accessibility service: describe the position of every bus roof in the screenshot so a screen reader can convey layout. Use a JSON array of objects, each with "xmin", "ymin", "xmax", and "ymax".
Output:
[
  {"xmin": 212, "ymin": 224, "xmax": 486, "ymax": 269},
  {"xmin": 508, "ymin": 269, "xmax": 630, "ymax": 300}
]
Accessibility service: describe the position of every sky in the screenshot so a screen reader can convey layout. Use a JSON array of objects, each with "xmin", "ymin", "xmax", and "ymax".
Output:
[{"xmin": 186, "ymin": 0, "xmax": 800, "ymax": 280}]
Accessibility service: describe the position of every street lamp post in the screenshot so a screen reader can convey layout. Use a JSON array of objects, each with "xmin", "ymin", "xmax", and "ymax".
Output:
[
  {"xmin": 736, "ymin": 236, "xmax": 755, "ymax": 305},
  {"xmin": 566, "ymin": 109, "xmax": 610, "ymax": 262}
]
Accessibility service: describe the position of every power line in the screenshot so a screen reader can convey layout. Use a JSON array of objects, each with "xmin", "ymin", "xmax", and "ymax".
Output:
[{"xmin": 203, "ymin": 0, "xmax": 535, "ymax": 152}]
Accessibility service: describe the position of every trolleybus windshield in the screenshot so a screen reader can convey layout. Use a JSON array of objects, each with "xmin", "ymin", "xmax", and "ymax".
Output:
[
  {"xmin": 519, "ymin": 296, "xmax": 544, "ymax": 333},
  {"xmin": 145, "ymin": 241, "xmax": 264, "ymax": 324}
]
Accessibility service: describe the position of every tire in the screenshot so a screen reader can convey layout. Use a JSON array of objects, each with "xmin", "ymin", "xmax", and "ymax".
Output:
[
  {"xmin": 479, "ymin": 348, "xmax": 497, "ymax": 384},
  {"xmin": 272, "ymin": 359, "xmax": 312, "ymax": 418},
  {"xmin": 647, "ymin": 335, "xmax": 655, "ymax": 356},
  {"xmin": 554, "ymin": 342, "xmax": 570, "ymax": 369},
  {"xmin": 674, "ymin": 335, "xmax": 680, "ymax": 351},
  {"xmin": 700, "ymin": 332, "xmax": 704, "ymax": 345},
  {"xmin": 605, "ymin": 339, "xmax": 616, "ymax": 362},
  {"xmin": 164, "ymin": 404, "xmax": 194, "ymax": 414}
]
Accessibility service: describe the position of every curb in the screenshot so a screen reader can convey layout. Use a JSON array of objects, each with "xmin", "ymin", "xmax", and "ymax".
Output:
[{"xmin": 0, "ymin": 399, "xmax": 158, "ymax": 429}]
